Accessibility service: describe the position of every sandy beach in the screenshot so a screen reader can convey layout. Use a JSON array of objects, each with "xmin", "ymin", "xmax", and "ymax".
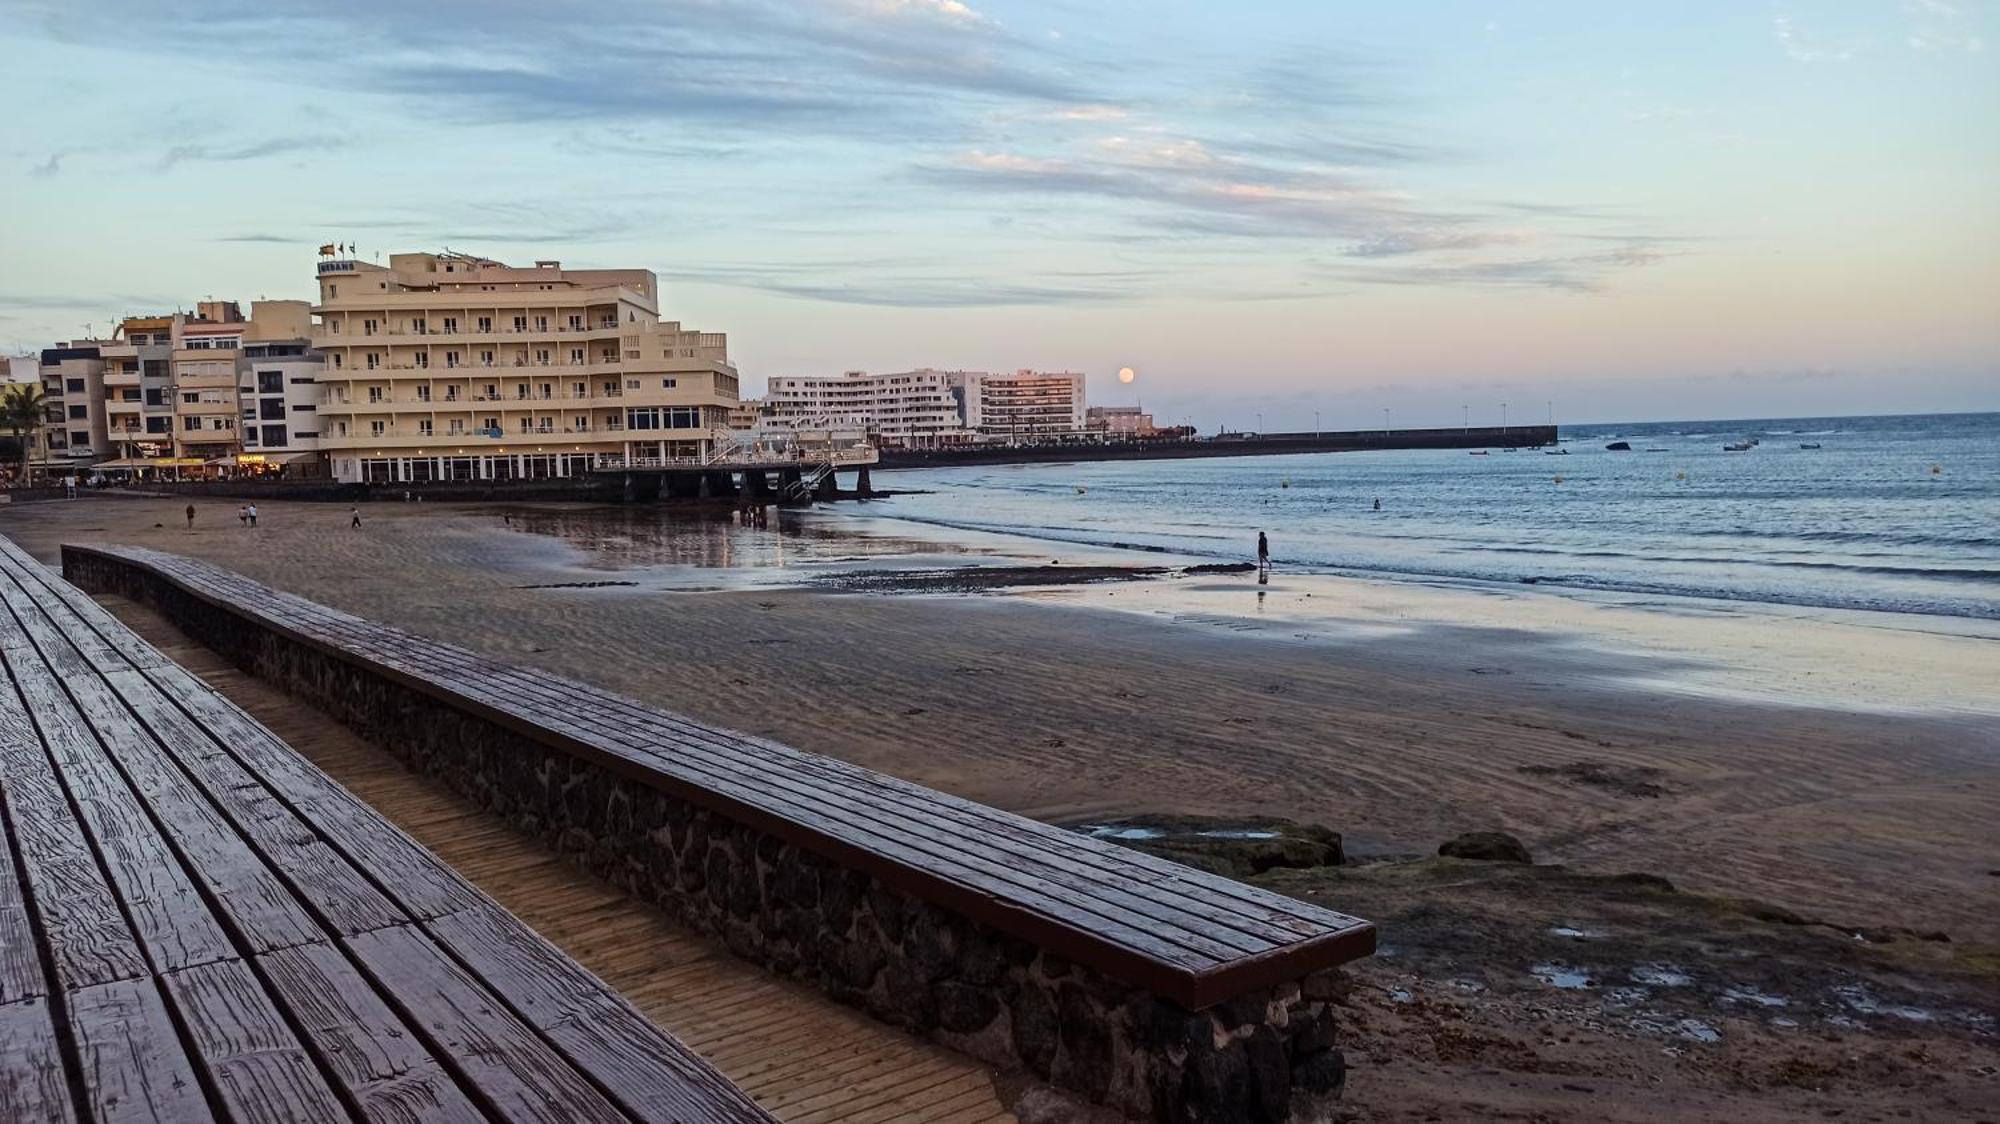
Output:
[{"xmin": 3, "ymin": 494, "xmax": 1995, "ymax": 1120}]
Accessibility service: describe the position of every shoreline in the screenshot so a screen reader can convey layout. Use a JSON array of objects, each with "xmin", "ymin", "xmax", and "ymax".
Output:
[{"xmin": 2, "ymin": 494, "xmax": 1993, "ymax": 949}]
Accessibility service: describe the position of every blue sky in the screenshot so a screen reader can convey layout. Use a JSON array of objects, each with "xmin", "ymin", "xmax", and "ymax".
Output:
[{"xmin": 1, "ymin": 0, "xmax": 1994, "ymax": 425}]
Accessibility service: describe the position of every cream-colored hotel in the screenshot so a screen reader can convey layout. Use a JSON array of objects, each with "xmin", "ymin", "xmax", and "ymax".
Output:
[{"xmin": 312, "ymin": 251, "xmax": 740, "ymax": 483}]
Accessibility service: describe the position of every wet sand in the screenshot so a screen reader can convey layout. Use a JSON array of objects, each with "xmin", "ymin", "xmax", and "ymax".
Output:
[
  {"xmin": 5, "ymin": 495, "xmax": 1993, "ymax": 946},
  {"xmin": 6, "ymin": 494, "xmax": 1995, "ymax": 1121}
]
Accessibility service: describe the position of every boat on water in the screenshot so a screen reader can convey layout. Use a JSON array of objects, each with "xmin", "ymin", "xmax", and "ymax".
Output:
[
  {"xmin": 1799, "ymin": 442, "xmax": 1822, "ymax": 450},
  {"xmin": 1644, "ymin": 447, "xmax": 1671, "ymax": 453},
  {"xmin": 1468, "ymin": 450, "xmax": 1489, "ymax": 456},
  {"xmin": 1723, "ymin": 439, "xmax": 1755, "ymax": 452},
  {"xmin": 1546, "ymin": 448, "xmax": 1570, "ymax": 455},
  {"xmin": 1605, "ymin": 441, "xmax": 1632, "ymax": 451}
]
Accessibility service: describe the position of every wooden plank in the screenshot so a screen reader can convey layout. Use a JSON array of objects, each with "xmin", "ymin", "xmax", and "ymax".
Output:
[
  {"xmin": 54, "ymin": 669, "xmax": 327, "ymax": 959},
  {"xmin": 258, "ymin": 941, "xmax": 487, "ymax": 1124},
  {"xmin": 0, "ymin": 680, "xmax": 148, "ymax": 993},
  {"xmin": 102, "ymin": 668, "xmax": 407, "ymax": 940},
  {"xmin": 0, "ymin": 552, "xmax": 166, "ymax": 671},
  {"xmin": 0, "ymin": 997, "xmax": 79, "ymax": 1124},
  {"xmin": 427, "ymin": 904, "xmax": 772, "ymax": 1124},
  {"xmin": 160, "ymin": 958, "xmax": 348, "ymax": 1123},
  {"xmin": 65, "ymin": 977, "xmax": 214, "ymax": 1124},
  {"xmin": 344, "ymin": 923, "xmax": 633, "ymax": 1124},
  {"xmin": 138, "ymin": 670, "xmax": 484, "ymax": 923},
  {"xmin": 5, "ymin": 654, "xmax": 237, "ymax": 976},
  {"xmin": 0, "ymin": 799, "xmax": 48, "ymax": 1005}
]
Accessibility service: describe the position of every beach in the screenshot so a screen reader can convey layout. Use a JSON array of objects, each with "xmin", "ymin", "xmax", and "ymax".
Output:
[
  {"xmin": 3, "ymin": 494, "xmax": 1995, "ymax": 1119},
  {"xmin": 4, "ymin": 494, "xmax": 1993, "ymax": 938}
]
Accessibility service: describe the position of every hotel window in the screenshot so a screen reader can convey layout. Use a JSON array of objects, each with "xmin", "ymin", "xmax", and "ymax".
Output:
[
  {"xmin": 367, "ymin": 387, "xmax": 383, "ymax": 403},
  {"xmin": 261, "ymin": 425, "xmax": 286, "ymax": 446},
  {"xmin": 535, "ymin": 350, "xmax": 550, "ymax": 366},
  {"xmin": 442, "ymin": 317, "xmax": 458, "ymax": 333},
  {"xmin": 445, "ymin": 351, "xmax": 460, "ymax": 368},
  {"xmin": 332, "ymin": 354, "xmax": 343, "ymax": 369},
  {"xmin": 538, "ymin": 383, "xmax": 553, "ymax": 399},
  {"xmin": 448, "ymin": 418, "xmax": 464, "ymax": 434},
  {"xmin": 602, "ymin": 381, "xmax": 619, "ymax": 395},
  {"xmin": 478, "ymin": 316, "xmax": 493, "ymax": 332},
  {"xmin": 569, "ymin": 348, "xmax": 584, "ymax": 365},
  {"xmin": 482, "ymin": 384, "xmax": 497, "ymax": 399},
  {"xmin": 366, "ymin": 353, "xmax": 380, "ymax": 370},
  {"xmin": 444, "ymin": 386, "xmax": 460, "ymax": 401},
  {"xmin": 259, "ymin": 370, "xmax": 283, "ymax": 394},
  {"xmin": 567, "ymin": 314, "xmax": 582, "ymax": 330},
  {"xmin": 626, "ymin": 379, "xmax": 640, "ymax": 390},
  {"xmin": 534, "ymin": 316, "xmax": 549, "ymax": 332},
  {"xmin": 418, "ymin": 420, "xmax": 433, "ymax": 436},
  {"xmin": 68, "ymin": 404, "xmax": 88, "ymax": 419},
  {"xmin": 482, "ymin": 417, "xmax": 498, "ymax": 433},
  {"xmin": 480, "ymin": 350, "xmax": 495, "ymax": 366},
  {"xmin": 363, "ymin": 319, "xmax": 377, "ymax": 336},
  {"xmin": 260, "ymin": 400, "xmax": 285, "ymax": 420},
  {"xmin": 416, "ymin": 386, "xmax": 431, "ymax": 402},
  {"xmin": 661, "ymin": 378, "xmax": 677, "ymax": 389},
  {"xmin": 370, "ymin": 420, "xmax": 385, "ymax": 436},
  {"xmin": 329, "ymin": 284, "xmax": 338, "ymax": 297},
  {"xmin": 412, "ymin": 317, "xmax": 428, "ymax": 334},
  {"xmin": 181, "ymin": 393, "xmax": 199, "ymax": 405},
  {"xmin": 539, "ymin": 416, "xmax": 554, "ymax": 432},
  {"xmin": 414, "ymin": 352, "xmax": 430, "ymax": 369},
  {"xmin": 337, "ymin": 422, "xmax": 349, "ymax": 436},
  {"xmin": 330, "ymin": 320, "xmax": 341, "ymax": 334},
  {"xmin": 572, "ymin": 382, "xmax": 586, "ymax": 398},
  {"xmin": 211, "ymin": 417, "xmax": 230, "ymax": 431},
  {"xmin": 182, "ymin": 416, "xmax": 201, "ymax": 431},
  {"xmin": 512, "ymin": 316, "xmax": 527, "ymax": 332}
]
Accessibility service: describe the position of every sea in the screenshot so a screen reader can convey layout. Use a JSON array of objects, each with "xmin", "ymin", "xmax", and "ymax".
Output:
[{"xmin": 851, "ymin": 412, "xmax": 2000, "ymax": 621}]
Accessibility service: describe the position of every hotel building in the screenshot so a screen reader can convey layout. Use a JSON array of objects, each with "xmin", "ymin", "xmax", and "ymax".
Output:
[
  {"xmin": 762, "ymin": 369, "xmax": 975, "ymax": 449},
  {"xmin": 762, "ymin": 368, "xmax": 1087, "ymax": 447},
  {"xmin": 310, "ymin": 251, "xmax": 739, "ymax": 483}
]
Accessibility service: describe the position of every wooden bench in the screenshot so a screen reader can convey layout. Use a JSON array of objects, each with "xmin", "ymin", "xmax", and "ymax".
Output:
[
  {"xmin": 62, "ymin": 543, "xmax": 1374, "ymax": 1121},
  {"xmin": 0, "ymin": 535, "xmax": 772, "ymax": 1123}
]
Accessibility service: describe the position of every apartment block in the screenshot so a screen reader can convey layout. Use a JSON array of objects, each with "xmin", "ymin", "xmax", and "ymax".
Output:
[
  {"xmin": 955, "ymin": 370, "xmax": 1087, "ymax": 439},
  {"xmin": 311, "ymin": 251, "xmax": 740, "ymax": 483},
  {"xmin": 763, "ymin": 369, "xmax": 975, "ymax": 449},
  {"xmin": 1086, "ymin": 405, "xmax": 1156, "ymax": 436}
]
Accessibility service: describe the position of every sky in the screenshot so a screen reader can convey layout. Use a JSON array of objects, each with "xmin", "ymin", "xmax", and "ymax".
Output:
[{"xmin": 1, "ymin": 0, "xmax": 1995, "ymax": 427}]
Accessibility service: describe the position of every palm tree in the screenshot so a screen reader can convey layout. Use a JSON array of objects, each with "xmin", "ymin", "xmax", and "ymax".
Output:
[{"xmin": 2, "ymin": 383, "xmax": 48, "ymax": 486}]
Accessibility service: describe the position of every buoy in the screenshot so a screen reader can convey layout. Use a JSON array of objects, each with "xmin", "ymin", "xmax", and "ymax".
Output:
[
  {"xmin": 1931, "ymin": 464, "xmax": 1942, "ymax": 475},
  {"xmin": 1553, "ymin": 475, "xmax": 1564, "ymax": 484},
  {"xmin": 1280, "ymin": 479, "xmax": 1291, "ymax": 488}
]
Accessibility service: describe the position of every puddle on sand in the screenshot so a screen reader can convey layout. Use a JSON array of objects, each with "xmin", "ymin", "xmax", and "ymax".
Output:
[
  {"xmin": 1081, "ymin": 825, "xmax": 1166, "ymax": 841},
  {"xmin": 1605, "ymin": 986, "xmax": 1651, "ymax": 1007},
  {"xmin": 1548, "ymin": 926, "xmax": 1602, "ymax": 941},
  {"xmin": 1719, "ymin": 986, "xmax": 1789, "ymax": 1009},
  {"xmin": 1447, "ymin": 979, "xmax": 1487, "ymax": 994},
  {"xmin": 1386, "ymin": 988, "xmax": 1415, "ymax": 1004},
  {"xmin": 1530, "ymin": 963, "xmax": 1594, "ymax": 989},
  {"xmin": 1633, "ymin": 1016, "xmax": 1723, "ymax": 1043},
  {"xmin": 1200, "ymin": 829, "xmax": 1281, "ymax": 839},
  {"xmin": 1830, "ymin": 985, "xmax": 1936, "ymax": 1023},
  {"xmin": 1630, "ymin": 964, "xmax": 1693, "ymax": 988}
]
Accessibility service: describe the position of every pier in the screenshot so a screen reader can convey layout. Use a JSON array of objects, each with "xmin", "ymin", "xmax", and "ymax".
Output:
[{"xmin": 876, "ymin": 423, "xmax": 1557, "ymax": 469}]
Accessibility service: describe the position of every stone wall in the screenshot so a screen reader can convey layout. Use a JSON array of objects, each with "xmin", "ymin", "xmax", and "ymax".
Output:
[{"xmin": 67, "ymin": 548, "xmax": 1350, "ymax": 1123}]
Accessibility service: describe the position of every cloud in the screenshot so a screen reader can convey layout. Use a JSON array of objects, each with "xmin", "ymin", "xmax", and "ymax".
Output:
[
  {"xmin": 160, "ymin": 136, "xmax": 344, "ymax": 169},
  {"xmin": 1772, "ymin": 12, "xmax": 1859, "ymax": 62},
  {"xmin": 1325, "ymin": 245, "xmax": 1670, "ymax": 293},
  {"xmin": 1903, "ymin": 0, "xmax": 1985, "ymax": 52},
  {"xmin": 214, "ymin": 234, "xmax": 297, "ymax": 243}
]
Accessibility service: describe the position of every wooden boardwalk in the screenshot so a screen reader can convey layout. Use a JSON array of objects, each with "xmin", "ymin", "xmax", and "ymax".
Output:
[
  {"xmin": 87, "ymin": 592, "xmax": 1019, "ymax": 1123},
  {"xmin": 0, "ymin": 535, "xmax": 771, "ymax": 1121}
]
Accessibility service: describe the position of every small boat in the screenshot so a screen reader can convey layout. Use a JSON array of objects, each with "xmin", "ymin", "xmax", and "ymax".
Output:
[
  {"xmin": 1723, "ymin": 440, "xmax": 1754, "ymax": 452},
  {"xmin": 1468, "ymin": 450, "xmax": 1489, "ymax": 456},
  {"xmin": 1798, "ymin": 442, "xmax": 1821, "ymax": 450},
  {"xmin": 1605, "ymin": 441, "xmax": 1631, "ymax": 451},
  {"xmin": 1644, "ymin": 447, "xmax": 1670, "ymax": 453},
  {"xmin": 1545, "ymin": 448, "xmax": 1570, "ymax": 455}
]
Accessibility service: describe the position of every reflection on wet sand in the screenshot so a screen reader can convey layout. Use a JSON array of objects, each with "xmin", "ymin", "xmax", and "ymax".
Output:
[{"xmin": 497, "ymin": 505, "xmax": 981, "ymax": 574}]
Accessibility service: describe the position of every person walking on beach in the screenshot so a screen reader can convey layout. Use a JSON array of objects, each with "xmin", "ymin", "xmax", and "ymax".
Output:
[
  {"xmin": 349, "ymin": 507, "xmax": 362, "ymax": 529},
  {"xmin": 184, "ymin": 503, "xmax": 196, "ymax": 531},
  {"xmin": 246, "ymin": 503, "xmax": 258, "ymax": 528},
  {"xmin": 1257, "ymin": 531, "xmax": 1270, "ymax": 573},
  {"xmin": 237, "ymin": 505, "xmax": 248, "ymax": 527}
]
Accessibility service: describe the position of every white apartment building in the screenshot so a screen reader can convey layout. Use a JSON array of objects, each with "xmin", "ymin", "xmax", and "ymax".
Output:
[
  {"xmin": 763, "ymin": 369, "xmax": 975, "ymax": 449},
  {"xmin": 954, "ymin": 370, "xmax": 1087, "ymax": 440},
  {"xmin": 311, "ymin": 251, "xmax": 739, "ymax": 483}
]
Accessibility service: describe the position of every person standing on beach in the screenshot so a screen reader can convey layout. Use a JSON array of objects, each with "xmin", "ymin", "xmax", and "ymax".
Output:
[
  {"xmin": 349, "ymin": 507, "xmax": 362, "ymax": 529},
  {"xmin": 237, "ymin": 505, "xmax": 248, "ymax": 527},
  {"xmin": 1257, "ymin": 531, "xmax": 1270, "ymax": 572},
  {"xmin": 247, "ymin": 503, "xmax": 258, "ymax": 528},
  {"xmin": 184, "ymin": 503, "xmax": 196, "ymax": 530}
]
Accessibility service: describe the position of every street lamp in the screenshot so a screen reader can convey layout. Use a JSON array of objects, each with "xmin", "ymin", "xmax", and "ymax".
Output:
[
  {"xmin": 1500, "ymin": 402, "xmax": 1508, "ymax": 431},
  {"xmin": 1256, "ymin": 412, "xmax": 1263, "ymax": 435},
  {"xmin": 1382, "ymin": 407, "xmax": 1391, "ymax": 434},
  {"xmin": 1462, "ymin": 404, "xmax": 1469, "ymax": 430},
  {"xmin": 1314, "ymin": 410, "xmax": 1321, "ymax": 437}
]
